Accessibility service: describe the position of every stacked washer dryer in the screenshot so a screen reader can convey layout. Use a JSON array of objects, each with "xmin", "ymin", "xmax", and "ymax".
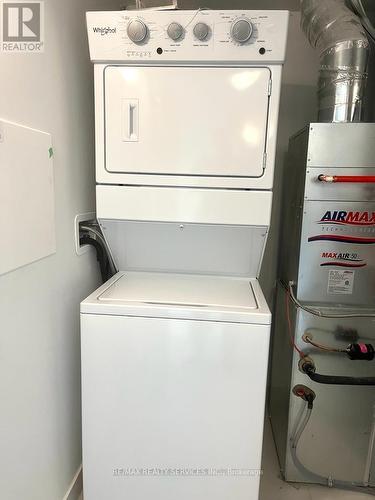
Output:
[{"xmin": 81, "ymin": 9, "xmax": 288, "ymax": 500}]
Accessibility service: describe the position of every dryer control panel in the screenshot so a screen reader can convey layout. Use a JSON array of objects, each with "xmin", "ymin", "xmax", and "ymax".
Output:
[{"xmin": 87, "ymin": 9, "xmax": 289, "ymax": 63}]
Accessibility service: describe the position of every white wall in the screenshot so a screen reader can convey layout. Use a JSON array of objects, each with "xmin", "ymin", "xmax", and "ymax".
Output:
[{"xmin": 0, "ymin": 1, "xmax": 120, "ymax": 499}]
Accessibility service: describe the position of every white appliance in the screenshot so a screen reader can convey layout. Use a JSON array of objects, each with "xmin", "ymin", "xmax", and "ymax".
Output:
[{"xmin": 82, "ymin": 9, "xmax": 288, "ymax": 500}]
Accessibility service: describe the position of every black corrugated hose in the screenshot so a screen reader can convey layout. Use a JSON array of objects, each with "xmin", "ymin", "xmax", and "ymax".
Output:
[
  {"xmin": 305, "ymin": 364, "xmax": 375, "ymax": 385},
  {"xmin": 80, "ymin": 233, "xmax": 113, "ymax": 283}
]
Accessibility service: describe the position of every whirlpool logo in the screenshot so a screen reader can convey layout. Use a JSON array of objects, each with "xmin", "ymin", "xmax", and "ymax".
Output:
[
  {"xmin": 1, "ymin": 1, "xmax": 44, "ymax": 52},
  {"xmin": 93, "ymin": 26, "xmax": 117, "ymax": 35}
]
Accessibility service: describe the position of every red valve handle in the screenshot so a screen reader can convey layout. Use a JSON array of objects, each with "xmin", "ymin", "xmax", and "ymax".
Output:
[{"xmin": 318, "ymin": 175, "xmax": 375, "ymax": 183}]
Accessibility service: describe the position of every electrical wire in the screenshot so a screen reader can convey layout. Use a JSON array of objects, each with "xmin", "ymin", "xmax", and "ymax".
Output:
[
  {"xmin": 80, "ymin": 224, "xmax": 108, "ymax": 250},
  {"xmin": 363, "ymin": 403, "xmax": 375, "ymax": 486},
  {"xmin": 183, "ymin": 8, "xmax": 210, "ymax": 30},
  {"xmin": 290, "ymin": 400, "xmax": 307, "ymax": 441},
  {"xmin": 302, "ymin": 332, "xmax": 347, "ymax": 353},
  {"xmin": 305, "ymin": 325, "xmax": 375, "ymax": 343},
  {"xmin": 288, "ymin": 282, "xmax": 375, "ymax": 319},
  {"xmin": 285, "ymin": 285, "xmax": 306, "ymax": 358},
  {"xmin": 290, "ymin": 399, "xmax": 375, "ymax": 495},
  {"xmin": 290, "ymin": 406, "xmax": 312, "ymax": 451}
]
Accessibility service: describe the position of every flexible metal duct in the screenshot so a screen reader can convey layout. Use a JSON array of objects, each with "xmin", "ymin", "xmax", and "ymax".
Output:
[{"xmin": 301, "ymin": 0, "xmax": 369, "ymax": 122}]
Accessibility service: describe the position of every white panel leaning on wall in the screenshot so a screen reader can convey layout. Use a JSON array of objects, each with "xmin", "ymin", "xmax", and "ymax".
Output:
[{"xmin": 0, "ymin": 119, "xmax": 56, "ymax": 275}]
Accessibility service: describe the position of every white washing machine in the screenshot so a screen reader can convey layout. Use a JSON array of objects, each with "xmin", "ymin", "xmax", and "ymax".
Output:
[
  {"xmin": 82, "ymin": 9, "xmax": 288, "ymax": 500},
  {"xmin": 81, "ymin": 272, "xmax": 271, "ymax": 499}
]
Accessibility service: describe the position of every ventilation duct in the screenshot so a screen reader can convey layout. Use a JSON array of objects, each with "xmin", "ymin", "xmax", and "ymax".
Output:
[{"xmin": 301, "ymin": 0, "xmax": 369, "ymax": 122}]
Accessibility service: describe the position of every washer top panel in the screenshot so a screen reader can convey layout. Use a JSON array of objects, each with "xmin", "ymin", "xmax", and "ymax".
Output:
[
  {"xmin": 98, "ymin": 271, "xmax": 258, "ymax": 309},
  {"xmin": 86, "ymin": 9, "xmax": 289, "ymax": 63},
  {"xmin": 81, "ymin": 272, "xmax": 272, "ymax": 324}
]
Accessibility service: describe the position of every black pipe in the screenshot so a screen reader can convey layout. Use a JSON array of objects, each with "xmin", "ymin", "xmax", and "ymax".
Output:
[
  {"xmin": 305, "ymin": 365, "xmax": 375, "ymax": 386},
  {"xmin": 80, "ymin": 234, "xmax": 110, "ymax": 282}
]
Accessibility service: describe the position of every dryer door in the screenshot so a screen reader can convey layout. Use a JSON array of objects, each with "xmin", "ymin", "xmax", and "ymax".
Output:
[{"xmin": 104, "ymin": 66, "xmax": 270, "ymax": 178}]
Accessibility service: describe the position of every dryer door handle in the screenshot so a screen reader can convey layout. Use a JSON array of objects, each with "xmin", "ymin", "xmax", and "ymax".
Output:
[{"xmin": 122, "ymin": 99, "xmax": 139, "ymax": 142}]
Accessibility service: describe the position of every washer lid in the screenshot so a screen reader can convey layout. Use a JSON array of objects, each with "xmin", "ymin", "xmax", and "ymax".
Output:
[
  {"xmin": 81, "ymin": 272, "xmax": 271, "ymax": 325},
  {"xmin": 98, "ymin": 272, "xmax": 257, "ymax": 309}
]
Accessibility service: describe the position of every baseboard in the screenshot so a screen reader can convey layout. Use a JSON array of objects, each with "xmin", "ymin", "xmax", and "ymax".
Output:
[{"xmin": 62, "ymin": 465, "xmax": 83, "ymax": 500}]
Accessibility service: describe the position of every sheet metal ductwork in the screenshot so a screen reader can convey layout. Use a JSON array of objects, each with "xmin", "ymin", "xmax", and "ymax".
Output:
[{"xmin": 301, "ymin": 0, "xmax": 369, "ymax": 122}]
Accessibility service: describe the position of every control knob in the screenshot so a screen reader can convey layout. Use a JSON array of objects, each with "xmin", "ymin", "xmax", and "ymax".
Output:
[
  {"xmin": 127, "ymin": 19, "xmax": 148, "ymax": 43},
  {"xmin": 230, "ymin": 18, "xmax": 253, "ymax": 44},
  {"xmin": 167, "ymin": 22, "xmax": 184, "ymax": 41},
  {"xmin": 193, "ymin": 22, "xmax": 210, "ymax": 41}
]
